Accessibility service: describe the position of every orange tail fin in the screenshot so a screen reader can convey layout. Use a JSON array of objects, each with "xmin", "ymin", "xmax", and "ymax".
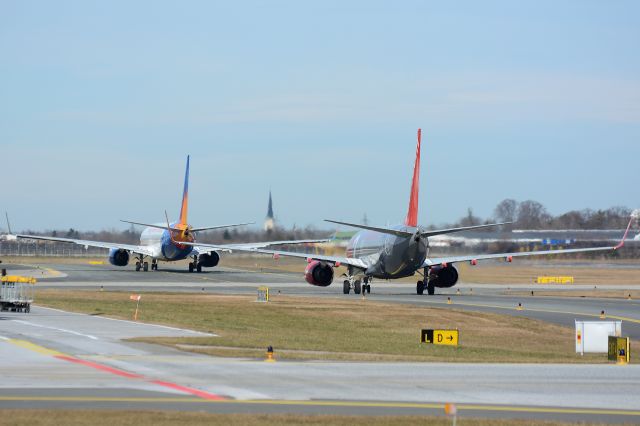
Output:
[
  {"xmin": 179, "ymin": 155, "xmax": 190, "ymax": 226},
  {"xmin": 404, "ymin": 129, "xmax": 421, "ymax": 227}
]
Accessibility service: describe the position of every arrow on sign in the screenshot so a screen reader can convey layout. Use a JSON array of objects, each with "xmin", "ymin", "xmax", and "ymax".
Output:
[{"xmin": 447, "ymin": 335, "xmax": 453, "ymax": 342}]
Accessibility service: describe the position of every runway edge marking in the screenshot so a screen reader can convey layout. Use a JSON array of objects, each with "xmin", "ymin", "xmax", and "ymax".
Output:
[{"xmin": 35, "ymin": 305, "xmax": 216, "ymax": 336}]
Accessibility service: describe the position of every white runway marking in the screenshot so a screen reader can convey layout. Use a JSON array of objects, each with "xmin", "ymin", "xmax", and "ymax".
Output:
[
  {"xmin": 11, "ymin": 320, "xmax": 99, "ymax": 340},
  {"xmin": 37, "ymin": 306, "xmax": 216, "ymax": 336}
]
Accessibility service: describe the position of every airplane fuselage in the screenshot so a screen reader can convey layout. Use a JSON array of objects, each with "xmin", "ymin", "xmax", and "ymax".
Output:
[
  {"xmin": 140, "ymin": 223, "xmax": 195, "ymax": 262},
  {"xmin": 346, "ymin": 225, "xmax": 428, "ymax": 279}
]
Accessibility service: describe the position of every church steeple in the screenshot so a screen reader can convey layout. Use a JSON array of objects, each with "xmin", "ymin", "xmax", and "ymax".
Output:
[{"xmin": 264, "ymin": 190, "xmax": 275, "ymax": 232}]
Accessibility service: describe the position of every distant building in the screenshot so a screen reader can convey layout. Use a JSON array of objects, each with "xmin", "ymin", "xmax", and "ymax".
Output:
[{"xmin": 264, "ymin": 191, "xmax": 275, "ymax": 232}]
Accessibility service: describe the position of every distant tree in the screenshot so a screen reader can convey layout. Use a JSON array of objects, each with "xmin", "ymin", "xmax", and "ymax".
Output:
[
  {"xmin": 51, "ymin": 230, "xmax": 57, "ymax": 237},
  {"xmin": 223, "ymin": 229, "xmax": 231, "ymax": 240},
  {"xmin": 516, "ymin": 200, "xmax": 551, "ymax": 229},
  {"xmin": 493, "ymin": 199, "xmax": 518, "ymax": 223},
  {"xmin": 66, "ymin": 228, "xmax": 75, "ymax": 238}
]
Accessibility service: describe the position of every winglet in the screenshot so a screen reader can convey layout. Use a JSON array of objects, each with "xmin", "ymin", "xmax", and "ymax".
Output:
[
  {"xmin": 179, "ymin": 155, "xmax": 190, "ymax": 226},
  {"xmin": 404, "ymin": 129, "xmax": 421, "ymax": 227},
  {"xmin": 614, "ymin": 217, "xmax": 634, "ymax": 250}
]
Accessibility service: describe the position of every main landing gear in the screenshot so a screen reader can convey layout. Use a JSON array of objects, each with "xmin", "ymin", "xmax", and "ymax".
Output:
[
  {"xmin": 188, "ymin": 255, "xmax": 202, "ymax": 273},
  {"xmin": 343, "ymin": 276, "xmax": 371, "ymax": 295},
  {"xmin": 417, "ymin": 268, "xmax": 435, "ymax": 295},
  {"xmin": 135, "ymin": 255, "xmax": 150, "ymax": 272}
]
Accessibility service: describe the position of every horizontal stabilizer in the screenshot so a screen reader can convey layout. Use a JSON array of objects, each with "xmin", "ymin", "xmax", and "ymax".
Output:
[
  {"xmin": 324, "ymin": 220, "xmax": 414, "ymax": 238},
  {"xmin": 120, "ymin": 220, "xmax": 183, "ymax": 232},
  {"xmin": 121, "ymin": 219, "xmax": 254, "ymax": 233},
  {"xmin": 421, "ymin": 222, "xmax": 511, "ymax": 238},
  {"xmin": 190, "ymin": 222, "xmax": 254, "ymax": 232}
]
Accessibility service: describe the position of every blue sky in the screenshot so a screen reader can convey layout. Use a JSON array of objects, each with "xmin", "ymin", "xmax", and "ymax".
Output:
[{"xmin": 2, "ymin": 1, "xmax": 639, "ymax": 231}]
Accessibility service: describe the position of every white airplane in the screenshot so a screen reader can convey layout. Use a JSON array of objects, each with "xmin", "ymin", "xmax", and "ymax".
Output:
[
  {"xmin": 11, "ymin": 156, "xmax": 327, "ymax": 272},
  {"xmin": 176, "ymin": 129, "xmax": 634, "ymax": 295}
]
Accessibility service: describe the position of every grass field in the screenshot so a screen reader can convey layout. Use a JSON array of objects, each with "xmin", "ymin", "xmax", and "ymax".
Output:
[
  {"xmin": 0, "ymin": 410, "xmax": 617, "ymax": 426},
  {"xmin": 35, "ymin": 290, "xmax": 637, "ymax": 363}
]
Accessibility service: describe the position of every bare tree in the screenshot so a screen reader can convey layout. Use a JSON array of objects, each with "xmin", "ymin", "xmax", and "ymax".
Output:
[
  {"xmin": 493, "ymin": 199, "xmax": 518, "ymax": 223},
  {"xmin": 516, "ymin": 200, "xmax": 551, "ymax": 229}
]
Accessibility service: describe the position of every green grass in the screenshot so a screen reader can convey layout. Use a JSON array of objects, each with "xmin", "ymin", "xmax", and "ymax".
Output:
[{"xmin": 34, "ymin": 290, "xmax": 635, "ymax": 363}]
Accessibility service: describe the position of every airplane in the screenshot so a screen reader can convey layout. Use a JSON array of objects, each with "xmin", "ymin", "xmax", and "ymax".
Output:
[
  {"xmin": 10, "ymin": 156, "xmax": 327, "ymax": 273},
  {"xmin": 176, "ymin": 129, "xmax": 634, "ymax": 295}
]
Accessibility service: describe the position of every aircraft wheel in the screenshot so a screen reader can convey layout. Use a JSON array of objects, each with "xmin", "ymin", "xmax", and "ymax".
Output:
[
  {"xmin": 135, "ymin": 262, "xmax": 141, "ymax": 272},
  {"xmin": 416, "ymin": 280, "xmax": 424, "ymax": 295},
  {"xmin": 365, "ymin": 284, "xmax": 371, "ymax": 294},
  {"xmin": 427, "ymin": 281, "xmax": 435, "ymax": 295},
  {"xmin": 343, "ymin": 280, "xmax": 350, "ymax": 294},
  {"xmin": 188, "ymin": 262, "xmax": 194, "ymax": 273},
  {"xmin": 196, "ymin": 263, "xmax": 202, "ymax": 273},
  {"xmin": 143, "ymin": 261, "xmax": 149, "ymax": 272},
  {"xmin": 354, "ymin": 280, "xmax": 361, "ymax": 294}
]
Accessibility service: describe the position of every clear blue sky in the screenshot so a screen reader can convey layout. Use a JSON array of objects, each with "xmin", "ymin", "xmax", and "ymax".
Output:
[{"xmin": 2, "ymin": 1, "xmax": 639, "ymax": 232}]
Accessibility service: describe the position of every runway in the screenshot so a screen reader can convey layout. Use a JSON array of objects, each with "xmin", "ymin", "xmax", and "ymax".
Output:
[{"xmin": 1, "ymin": 261, "xmax": 640, "ymax": 422}]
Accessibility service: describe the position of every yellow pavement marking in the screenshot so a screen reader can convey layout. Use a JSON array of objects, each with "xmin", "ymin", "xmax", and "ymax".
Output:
[
  {"xmin": 0, "ymin": 396, "xmax": 638, "ymax": 416},
  {"xmin": 6, "ymin": 339, "xmax": 65, "ymax": 357}
]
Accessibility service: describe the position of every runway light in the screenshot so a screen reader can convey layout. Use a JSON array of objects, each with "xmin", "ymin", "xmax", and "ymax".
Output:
[
  {"xmin": 265, "ymin": 345, "xmax": 275, "ymax": 362},
  {"xmin": 447, "ymin": 297, "xmax": 452, "ymax": 305},
  {"xmin": 628, "ymin": 294, "xmax": 632, "ymax": 300},
  {"xmin": 470, "ymin": 259, "xmax": 478, "ymax": 266},
  {"xmin": 600, "ymin": 310, "xmax": 606, "ymax": 319},
  {"xmin": 531, "ymin": 291, "xmax": 534, "ymax": 296},
  {"xmin": 456, "ymin": 288, "xmax": 461, "ymax": 295},
  {"xmin": 506, "ymin": 256, "xmax": 513, "ymax": 263},
  {"xmin": 517, "ymin": 303, "xmax": 523, "ymax": 311},
  {"xmin": 334, "ymin": 262, "xmax": 341, "ymax": 267}
]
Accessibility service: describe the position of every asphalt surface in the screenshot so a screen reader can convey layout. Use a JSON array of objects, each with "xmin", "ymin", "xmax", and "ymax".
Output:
[{"xmin": 1, "ymin": 260, "xmax": 639, "ymax": 423}]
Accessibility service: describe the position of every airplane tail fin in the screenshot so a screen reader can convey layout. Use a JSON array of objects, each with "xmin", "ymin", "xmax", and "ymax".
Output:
[
  {"xmin": 404, "ymin": 129, "xmax": 421, "ymax": 227},
  {"xmin": 179, "ymin": 155, "xmax": 190, "ymax": 226}
]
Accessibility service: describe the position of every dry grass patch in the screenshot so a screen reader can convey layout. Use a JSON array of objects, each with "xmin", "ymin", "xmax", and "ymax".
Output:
[
  {"xmin": 34, "ymin": 290, "xmax": 635, "ymax": 363},
  {"xmin": 0, "ymin": 410, "xmax": 615, "ymax": 426}
]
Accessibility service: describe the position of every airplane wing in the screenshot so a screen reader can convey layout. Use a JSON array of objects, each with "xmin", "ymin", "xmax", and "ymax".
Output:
[
  {"xmin": 13, "ymin": 234, "xmax": 155, "ymax": 257},
  {"xmin": 182, "ymin": 240, "xmax": 368, "ymax": 269},
  {"xmin": 423, "ymin": 218, "xmax": 633, "ymax": 267}
]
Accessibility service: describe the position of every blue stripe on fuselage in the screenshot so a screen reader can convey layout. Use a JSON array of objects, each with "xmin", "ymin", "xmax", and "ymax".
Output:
[{"xmin": 160, "ymin": 229, "xmax": 193, "ymax": 260}]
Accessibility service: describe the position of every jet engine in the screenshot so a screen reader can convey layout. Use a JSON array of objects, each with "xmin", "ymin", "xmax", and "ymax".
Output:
[
  {"xmin": 429, "ymin": 264, "xmax": 459, "ymax": 288},
  {"xmin": 198, "ymin": 252, "xmax": 220, "ymax": 268},
  {"xmin": 304, "ymin": 260, "xmax": 334, "ymax": 287},
  {"xmin": 108, "ymin": 248, "xmax": 130, "ymax": 267}
]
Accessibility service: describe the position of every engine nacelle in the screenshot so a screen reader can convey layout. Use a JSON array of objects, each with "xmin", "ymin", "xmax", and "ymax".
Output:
[
  {"xmin": 108, "ymin": 248, "xmax": 130, "ymax": 267},
  {"xmin": 304, "ymin": 260, "xmax": 334, "ymax": 287},
  {"xmin": 198, "ymin": 252, "xmax": 220, "ymax": 268},
  {"xmin": 429, "ymin": 264, "xmax": 459, "ymax": 288}
]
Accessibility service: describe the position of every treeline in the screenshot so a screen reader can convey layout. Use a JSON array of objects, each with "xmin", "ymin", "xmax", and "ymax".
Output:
[
  {"xmin": 14, "ymin": 201, "xmax": 635, "ymax": 244},
  {"xmin": 450, "ymin": 200, "xmax": 633, "ymax": 230}
]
